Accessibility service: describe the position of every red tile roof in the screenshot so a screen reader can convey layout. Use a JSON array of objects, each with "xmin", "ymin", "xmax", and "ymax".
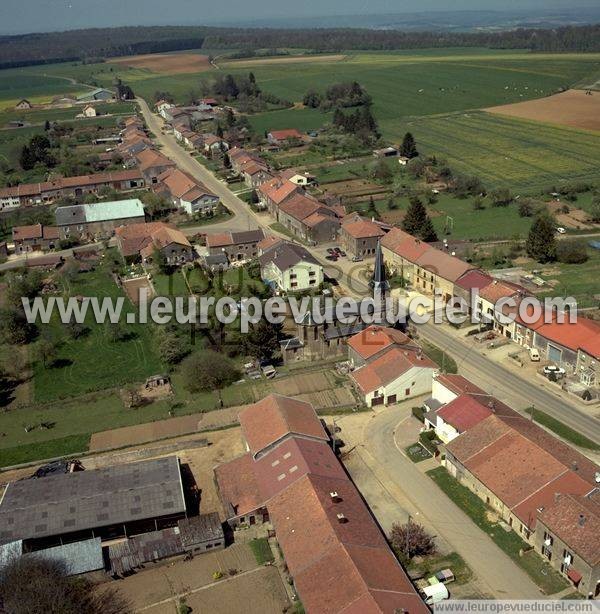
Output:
[
  {"xmin": 434, "ymin": 374, "xmax": 487, "ymax": 397},
  {"xmin": 239, "ymin": 394, "xmax": 329, "ymax": 458},
  {"xmin": 381, "ymin": 227, "xmax": 431, "ymax": 263},
  {"xmin": 479, "ymin": 279, "xmax": 526, "ymax": 304},
  {"xmin": 455, "ymin": 269, "xmax": 493, "ymax": 291},
  {"xmin": 536, "ymin": 317, "xmax": 600, "ymax": 358},
  {"xmin": 206, "ymin": 232, "xmax": 234, "ymax": 248},
  {"xmin": 351, "ymin": 346, "xmax": 437, "ymax": 394},
  {"xmin": 278, "ymin": 193, "xmax": 325, "ymax": 222},
  {"xmin": 415, "ymin": 248, "xmax": 473, "ymax": 283},
  {"xmin": 135, "ymin": 149, "xmax": 176, "ymax": 172},
  {"xmin": 343, "ymin": 218, "xmax": 386, "ymax": 240},
  {"xmin": 538, "ymin": 492, "xmax": 600, "ymax": 566},
  {"xmin": 214, "ymin": 453, "xmax": 264, "ymax": 519},
  {"xmin": 436, "ymin": 394, "xmax": 493, "ymax": 433},
  {"xmin": 13, "ymin": 223, "xmax": 43, "ymax": 241},
  {"xmin": 258, "ymin": 176, "xmax": 299, "ymax": 205},
  {"xmin": 347, "ymin": 325, "xmax": 414, "ymax": 361},
  {"xmin": 269, "ymin": 129, "xmax": 303, "ymax": 141}
]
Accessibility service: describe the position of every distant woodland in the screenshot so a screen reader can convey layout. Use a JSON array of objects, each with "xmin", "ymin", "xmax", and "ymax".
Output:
[{"xmin": 1, "ymin": 24, "xmax": 600, "ymax": 68}]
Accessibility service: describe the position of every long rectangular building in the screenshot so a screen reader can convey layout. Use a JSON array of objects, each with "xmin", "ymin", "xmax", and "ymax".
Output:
[{"xmin": 0, "ymin": 456, "xmax": 187, "ymax": 550}]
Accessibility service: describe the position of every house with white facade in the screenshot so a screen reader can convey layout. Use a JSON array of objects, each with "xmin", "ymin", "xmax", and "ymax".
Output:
[{"xmin": 258, "ymin": 242, "xmax": 323, "ymax": 293}]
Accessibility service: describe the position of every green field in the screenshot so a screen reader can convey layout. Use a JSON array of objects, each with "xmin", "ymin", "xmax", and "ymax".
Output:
[{"xmin": 407, "ymin": 111, "xmax": 600, "ymax": 191}]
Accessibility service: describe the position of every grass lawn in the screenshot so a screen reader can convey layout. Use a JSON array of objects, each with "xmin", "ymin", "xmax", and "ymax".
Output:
[
  {"xmin": 249, "ymin": 538, "xmax": 274, "ymax": 565},
  {"xmin": 525, "ymin": 407, "xmax": 600, "ymax": 451},
  {"xmin": 0, "ymin": 434, "xmax": 91, "ymax": 468},
  {"xmin": 32, "ymin": 252, "xmax": 164, "ymax": 403},
  {"xmin": 532, "ymin": 250, "xmax": 600, "ymax": 309},
  {"xmin": 0, "ymin": 73, "xmax": 87, "ymax": 109},
  {"xmin": 427, "ymin": 467, "xmax": 569, "ymax": 595},
  {"xmin": 152, "ymin": 270, "xmax": 190, "ymax": 297},
  {"xmin": 407, "ymin": 551, "xmax": 472, "ymax": 586},
  {"xmin": 248, "ymin": 107, "xmax": 331, "ymax": 134},
  {"xmin": 421, "ymin": 341, "xmax": 458, "ymax": 374}
]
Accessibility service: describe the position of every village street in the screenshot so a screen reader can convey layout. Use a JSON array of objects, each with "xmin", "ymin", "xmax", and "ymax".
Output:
[{"xmin": 338, "ymin": 404, "xmax": 545, "ymax": 600}]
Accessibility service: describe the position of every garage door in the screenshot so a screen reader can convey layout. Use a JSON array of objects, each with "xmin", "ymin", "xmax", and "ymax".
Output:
[
  {"xmin": 386, "ymin": 395, "xmax": 397, "ymax": 405},
  {"xmin": 548, "ymin": 345, "xmax": 562, "ymax": 363},
  {"xmin": 371, "ymin": 396, "xmax": 384, "ymax": 407}
]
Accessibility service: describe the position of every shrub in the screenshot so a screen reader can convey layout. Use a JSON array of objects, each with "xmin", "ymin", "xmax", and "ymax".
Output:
[{"xmin": 556, "ymin": 239, "xmax": 589, "ymax": 264}]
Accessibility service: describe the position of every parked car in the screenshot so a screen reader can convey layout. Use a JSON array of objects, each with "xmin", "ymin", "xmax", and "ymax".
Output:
[
  {"xmin": 529, "ymin": 348, "xmax": 541, "ymax": 362},
  {"xmin": 351, "ymin": 255, "xmax": 363, "ymax": 262},
  {"xmin": 543, "ymin": 365, "xmax": 566, "ymax": 376},
  {"xmin": 556, "ymin": 227, "xmax": 566, "ymax": 234},
  {"xmin": 326, "ymin": 254, "xmax": 338, "ymax": 261},
  {"xmin": 326, "ymin": 247, "xmax": 335, "ymax": 255},
  {"xmin": 338, "ymin": 250, "xmax": 347, "ymax": 257}
]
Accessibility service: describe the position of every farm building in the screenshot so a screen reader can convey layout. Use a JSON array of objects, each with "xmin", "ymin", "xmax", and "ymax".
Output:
[
  {"xmin": 55, "ymin": 198, "xmax": 146, "ymax": 240},
  {"xmin": 12, "ymin": 224, "xmax": 60, "ymax": 253},
  {"xmin": 14, "ymin": 99, "xmax": 32, "ymax": 110},
  {"xmin": 0, "ymin": 456, "xmax": 187, "ymax": 552},
  {"xmin": 77, "ymin": 88, "xmax": 114, "ymax": 103},
  {"xmin": 340, "ymin": 214, "xmax": 386, "ymax": 258}
]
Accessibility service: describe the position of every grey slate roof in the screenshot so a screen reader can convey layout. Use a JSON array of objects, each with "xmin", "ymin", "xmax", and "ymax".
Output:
[
  {"xmin": 259, "ymin": 242, "xmax": 320, "ymax": 272},
  {"xmin": 22, "ymin": 538, "xmax": 104, "ymax": 576},
  {"xmin": 0, "ymin": 456, "xmax": 185, "ymax": 543},
  {"xmin": 230, "ymin": 229, "xmax": 264, "ymax": 245},
  {"xmin": 55, "ymin": 204, "xmax": 86, "ymax": 227}
]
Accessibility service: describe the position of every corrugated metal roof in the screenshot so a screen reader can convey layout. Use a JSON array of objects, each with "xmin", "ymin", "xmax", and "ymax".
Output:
[
  {"xmin": 22, "ymin": 538, "xmax": 104, "ymax": 576},
  {"xmin": 84, "ymin": 199, "xmax": 145, "ymax": 223}
]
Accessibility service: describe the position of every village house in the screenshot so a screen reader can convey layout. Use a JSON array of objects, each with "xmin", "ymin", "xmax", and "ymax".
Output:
[
  {"xmin": 205, "ymin": 229, "xmax": 265, "ymax": 262},
  {"xmin": 115, "ymin": 221, "xmax": 194, "ymax": 265},
  {"xmin": 241, "ymin": 160, "xmax": 273, "ymax": 188},
  {"xmin": 381, "ymin": 227, "xmax": 474, "ymax": 302},
  {"xmin": 256, "ymin": 235, "xmax": 284, "ymax": 256},
  {"xmin": 258, "ymin": 241, "xmax": 323, "ymax": 293},
  {"xmin": 55, "ymin": 198, "xmax": 146, "ymax": 241},
  {"xmin": 202, "ymin": 134, "xmax": 229, "ymax": 156},
  {"xmin": 280, "ymin": 168, "xmax": 316, "ymax": 186},
  {"xmin": 445, "ymin": 404, "xmax": 599, "ymax": 568},
  {"xmin": 346, "ymin": 325, "xmax": 418, "ymax": 369},
  {"xmin": 453, "ymin": 269, "xmax": 494, "ymax": 314},
  {"xmin": 12, "ymin": 224, "xmax": 60, "ymax": 253},
  {"xmin": 267, "ymin": 129, "xmax": 304, "ymax": 145},
  {"xmin": 0, "ymin": 169, "xmax": 145, "ymax": 210},
  {"xmin": 135, "ymin": 149, "xmax": 177, "ymax": 184},
  {"xmin": 433, "ymin": 394, "xmax": 494, "ymax": 444},
  {"xmin": 475, "ymin": 279, "xmax": 528, "ymax": 339},
  {"xmin": 155, "ymin": 168, "xmax": 220, "ymax": 216},
  {"xmin": 82, "ymin": 105, "xmax": 97, "ymax": 118},
  {"xmin": 350, "ymin": 344, "xmax": 439, "ymax": 407},
  {"xmin": 373, "ymin": 146, "xmax": 398, "ymax": 158},
  {"xmin": 340, "ymin": 214, "xmax": 386, "ymax": 258},
  {"xmin": 214, "ymin": 394, "xmax": 428, "ymax": 613},
  {"xmin": 277, "ymin": 193, "xmax": 341, "ymax": 244},
  {"xmin": 257, "ymin": 176, "xmax": 301, "ymax": 217},
  {"xmin": 535, "ymin": 492, "xmax": 600, "ymax": 598},
  {"xmin": 155, "ymin": 100, "xmax": 175, "ymax": 118},
  {"xmin": 15, "ymin": 99, "xmax": 33, "ymax": 110}
]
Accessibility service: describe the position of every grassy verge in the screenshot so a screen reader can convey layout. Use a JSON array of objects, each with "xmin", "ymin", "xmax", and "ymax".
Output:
[
  {"xmin": 421, "ymin": 341, "xmax": 458, "ymax": 374},
  {"xmin": 249, "ymin": 538, "xmax": 274, "ymax": 565},
  {"xmin": 525, "ymin": 407, "xmax": 600, "ymax": 451},
  {"xmin": 427, "ymin": 467, "xmax": 569, "ymax": 595},
  {"xmin": 0, "ymin": 434, "xmax": 91, "ymax": 469},
  {"xmin": 408, "ymin": 551, "xmax": 472, "ymax": 586}
]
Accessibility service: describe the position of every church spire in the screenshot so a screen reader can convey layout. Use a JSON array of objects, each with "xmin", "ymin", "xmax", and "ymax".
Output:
[{"xmin": 370, "ymin": 239, "xmax": 389, "ymax": 295}]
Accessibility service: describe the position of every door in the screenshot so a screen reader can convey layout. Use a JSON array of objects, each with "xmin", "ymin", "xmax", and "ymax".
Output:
[
  {"xmin": 371, "ymin": 396, "xmax": 384, "ymax": 407},
  {"xmin": 386, "ymin": 394, "xmax": 397, "ymax": 405}
]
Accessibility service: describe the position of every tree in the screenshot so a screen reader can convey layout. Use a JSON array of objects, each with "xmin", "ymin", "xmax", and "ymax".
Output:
[
  {"xmin": 556, "ymin": 239, "xmax": 589, "ymax": 264},
  {"xmin": 589, "ymin": 197, "xmax": 600, "ymax": 223},
  {"xmin": 244, "ymin": 321, "xmax": 281, "ymax": 360},
  {"xmin": 0, "ymin": 307, "xmax": 35, "ymax": 345},
  {"xmin": 400, "ymin": 132, "xmax": 418, "ymax": 159},
  {"xmin": 35, "ymin": 337, "xmax": 58, "ymax": 367},
  {"xmin": 223, "ymin": 152, "xmax": 232, "ymax": 169},
  {"xmin": 389, "ymin": 521, "xmax": 437, "ymax": 561},
  {"xmin": 490, "ymin": 187, "xmax": 512, "ymax": 207},
  {"xmin": 19, "ymin": 145, "xmax": 35, "ymax": 170},
  {"xmin": 472, "ymin": 195, "xmax": 485, "ymax": 211},
  {"xmin": 367, "ymin": 196, "xmax": 379, "ymax": 220},
  {"xmin": 181, "ymin": 351, "xmax": 240, "ymax": 402},
  {"xmin": 518, "ymin": 198, "xmax": 536, "ymax": 217},
  {"xmin": 106, "ymin": 322, "xmax": 130, "ymax": 343},
  {"xmin": 303, "ymin": 89, "xmax": 322, "ymax": 108},
  {"xmin": 0, "ymin": 556, "xmax": 129, "ymax": 614},
  {"xmin": 402, "ymin": 196, "xmax": 438, "ymax": 242},
  {"xmin": 372, "ymin": 159, "xmax": 393, "ymax": 182},
  {"xmin": 526, "ymin": 214, "xmax": 557, "ymax": 263}
]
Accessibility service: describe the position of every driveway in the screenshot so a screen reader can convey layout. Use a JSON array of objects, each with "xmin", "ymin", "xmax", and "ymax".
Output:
[{"xmin": 339, "ymin": 403, "xmax": 544, "ymax": 599}]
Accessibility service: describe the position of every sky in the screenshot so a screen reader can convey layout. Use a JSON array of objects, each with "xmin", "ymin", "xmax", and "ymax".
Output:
[{"xmin": 1, "ymin": 0, "xmax": 599, "ymax": 34}]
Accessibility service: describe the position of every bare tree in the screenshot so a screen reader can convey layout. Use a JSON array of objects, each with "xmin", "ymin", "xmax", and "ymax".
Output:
[
  {"xmin": 389, "ymin": 521, "xmax": 437, "ymax": 561},
  {"xmin": 0, "ymin": 557, "xmax": 131, "ymax": 614}
]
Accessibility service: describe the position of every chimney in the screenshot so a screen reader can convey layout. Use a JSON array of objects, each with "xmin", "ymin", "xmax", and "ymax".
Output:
[
  {"xmin": 336, "ymin": 513, "xmax": 348, "ymax": 524},
  {"xmin": 578, "ymin": 514, "xmax": 586, "ymax": 527},
  {"xmin": 572, "ymin": 461, "xmax": 578, "ymax": 472},
  {"xmin": 329, "ymin": 491, "xmax": 340, "ymax": 503},
  {"xmin": 488, "ymin": 400, "xmax": 495, "ymax": 412}
]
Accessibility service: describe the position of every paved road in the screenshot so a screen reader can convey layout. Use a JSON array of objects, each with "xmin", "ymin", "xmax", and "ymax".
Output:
[
  {"xmin": 418, "ymin": 321, "xmax": 600, "ymax": 444},
  {"xmin": 136, "ymin": 98, "xmax": 600, "ymax": 444},
  {"xmin": 359, "ymin": 404, "xmax": 544, "ymax": 599},
  {"xmin": 0, "ymin": 243, "xmax": 104, "ymax": 272},
  {"xmin": 137, "ymin": 98, "xmax": 261, "ymax": 234}
]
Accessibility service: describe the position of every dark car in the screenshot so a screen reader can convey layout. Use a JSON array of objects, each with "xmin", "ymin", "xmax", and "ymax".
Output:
[{"xmin": 326, "ymin": 254, "xmax": 338, "ymax": 261}]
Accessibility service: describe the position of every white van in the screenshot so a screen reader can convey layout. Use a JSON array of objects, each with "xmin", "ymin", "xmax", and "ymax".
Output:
[
  {"xmin": 421, "ymin": 583, "xmax": 449, "ymax": 605},
  {"xmin": 529, "ymin": 348, "xmax": 541, "ymax": 362}
]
